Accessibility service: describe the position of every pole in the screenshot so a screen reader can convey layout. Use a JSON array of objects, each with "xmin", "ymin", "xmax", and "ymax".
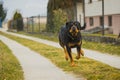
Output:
[
  {"xmin": 32, "ymin": 16, "xmax": 34, "ymax": 33},
  {"xmin": 102, "ymin": 0, "xmax": 104, "ymax": 36},
  {"xmin": 38, "ymin": 15, "xmax": 40, "ymax": 32},
  {"xmin": 83, "ymin": 0, "xmax": 85, "ymax": 23},
  {"xmin": 27, "ymin": 17, "xmax": 28, "ymax": 32}
]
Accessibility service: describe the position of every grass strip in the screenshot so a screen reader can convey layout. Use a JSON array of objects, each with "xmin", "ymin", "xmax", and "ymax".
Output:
[
  {"xmin": 0, "ymin": 40, "xmax": 24, "ymax": 80},
  {"xmin": 17, "ymin": 31, "xmax": 120, "ymax": 56}
]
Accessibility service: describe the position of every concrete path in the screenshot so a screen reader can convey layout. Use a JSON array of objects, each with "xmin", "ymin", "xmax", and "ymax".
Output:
[
  {"xmin": 0, "ymin": 28, "xmax": 120, "ymax": 69},
  {"xmin": 0, "ymin": 35, "xmax": 83, "ymax": 80}
]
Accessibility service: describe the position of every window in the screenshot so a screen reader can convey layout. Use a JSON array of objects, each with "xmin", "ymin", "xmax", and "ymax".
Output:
[
  {"xmin": 89, "ymin": 17, "xmax": 94, "ymax": 26},
  {"xmin": 99, "ymin": 16, "xmax": 103, "ymax": 26},
  {"xmin": 108, "ymin": 16, "xmax": 112, "ymax": 26}
]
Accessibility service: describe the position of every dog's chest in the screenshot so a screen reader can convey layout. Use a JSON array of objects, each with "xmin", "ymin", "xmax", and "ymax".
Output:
[{"xmin": 68, "ymin": 41, "xmax": 81, "ymax": 48}]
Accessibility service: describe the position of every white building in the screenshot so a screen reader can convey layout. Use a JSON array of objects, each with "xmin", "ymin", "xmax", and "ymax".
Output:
[{"xmin": 76, "ymin": 0, "xmax": 120, "ymax": 35}]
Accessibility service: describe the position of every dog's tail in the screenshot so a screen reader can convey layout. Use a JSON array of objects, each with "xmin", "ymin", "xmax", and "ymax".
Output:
[{"xmin": 80, "ymin": 23, "xmax": 86, "ymax": 30}]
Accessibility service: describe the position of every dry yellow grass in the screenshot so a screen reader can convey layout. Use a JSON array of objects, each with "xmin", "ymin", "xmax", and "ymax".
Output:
[{"xmin": 0, "ymin": 40, "xmax": 24, "ymax": 80}]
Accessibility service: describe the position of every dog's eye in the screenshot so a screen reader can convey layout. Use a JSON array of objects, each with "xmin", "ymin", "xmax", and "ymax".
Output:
[
  {"xmin": 70, "ymin": 22, "xmax": 74, "ymax": 25},
  {"xmin": 75, "ymin": 23, "xmax": 77, "ymax": 25},
  {"xmin": 74, "ymin": 22, "xmax": 78, "ymax": 26}
]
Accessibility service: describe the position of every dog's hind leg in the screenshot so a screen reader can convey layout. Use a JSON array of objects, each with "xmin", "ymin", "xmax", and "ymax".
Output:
[
  {"xmin": 76, "ymin": 46, "xmax": 84, "ymax": 59},
  {"xmin": 76, "ymin": 46, "xmax": 81, "ymax": 60}
]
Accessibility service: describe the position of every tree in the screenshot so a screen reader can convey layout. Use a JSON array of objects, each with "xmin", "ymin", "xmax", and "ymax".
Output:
[
  {"xmin": 46, "ymin": 0, "xmax": 77, "ymax": 32},
  {"xmin": 0, "ymin": 1, "xmax": 7, "ymax": 22},
  {"xmin": 13, "ymin": 11, "xmax": 24, "ymax": 31},
  {"xmin": 52, "ymin": 9, "xmax": 67, "ymax": 33}
]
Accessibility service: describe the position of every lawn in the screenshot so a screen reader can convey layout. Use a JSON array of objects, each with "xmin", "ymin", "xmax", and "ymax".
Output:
[
  {"xmin": 0, "ymin": 32, "xmax": 120, "ymax": 80},
  {"xmin": 82, "ymin": 33, "xmax": 118, "ymax": 38},
  {"xmin": 0, "ymin": 40, "xmax": 24, "ymax": 80}
]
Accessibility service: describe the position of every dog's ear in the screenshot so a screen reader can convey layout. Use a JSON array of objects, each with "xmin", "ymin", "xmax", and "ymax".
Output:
[
  {"xmin": 66, "ymin": 21, "xmax": 74, "ymax": 26},
  {"xmin": 66, "ymin": 22, "xmax": 69, "ymax": 26},
  {"xmin": 65, "ymin": 22, "xmax": 69, "ymax": 29},
  {"xmin": 74, "ymin": 21, "xmax": 81, "ymax": 30},
  {"xmin": 75, "ymin": 21, "xmax": 86, "ymax": 30},
  {"xmin": 66, "ymin": 21, "xmax": 73, "ymax": 29}
]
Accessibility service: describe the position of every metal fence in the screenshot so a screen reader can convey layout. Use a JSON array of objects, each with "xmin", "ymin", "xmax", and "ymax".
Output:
[{"xmin": 9, "ymin": 15, "xmax": 47, "ymax": 33}]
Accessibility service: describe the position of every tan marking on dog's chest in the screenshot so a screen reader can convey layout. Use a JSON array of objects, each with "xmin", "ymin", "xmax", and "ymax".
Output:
[{"xmin": 68, "ymin": 41, "xmax": 82, "ymax": 47}]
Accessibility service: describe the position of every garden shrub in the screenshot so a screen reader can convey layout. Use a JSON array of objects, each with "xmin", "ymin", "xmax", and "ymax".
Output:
[
  {"xmin": 13, "ymin": 11, "xmax": 24, "ymax": 31},
  {"xmin": 52, "ymin": 9, "xmax": 67, "ymax": 33}
]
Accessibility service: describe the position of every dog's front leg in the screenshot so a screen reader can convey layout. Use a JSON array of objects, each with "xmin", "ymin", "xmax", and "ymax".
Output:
[{"xmin": 66, "ymin": 46, "xmax": 75, "ymax": 66}]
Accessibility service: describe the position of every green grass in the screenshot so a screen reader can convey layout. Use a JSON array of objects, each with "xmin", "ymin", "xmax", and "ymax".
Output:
[
  {"xmin": 0, "ymin": 40, "xmax": 24, "ymax": 80},
  {"xmin": 82, "ymin": 40, "xmax": 120, "ymax": 55},
  {"xmin": 17, "ymin": 31, "xmax": 58, "ymax": 42},
  {"xmin": 0, "ymin": 31, "xmax": 120, "ymax": 80},
  {"xmin": 16, "ymin": 31, "xmax": 120, "ymax": 56},
  {"xmin": 82, "ymin": 33, "xmax": 118, "ymax": 38}
]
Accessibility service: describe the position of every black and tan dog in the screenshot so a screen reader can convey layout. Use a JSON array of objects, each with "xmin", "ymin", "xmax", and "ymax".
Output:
[{"xmin": 59, "ymin": 21, "xmax": 86, "ymax": 66}]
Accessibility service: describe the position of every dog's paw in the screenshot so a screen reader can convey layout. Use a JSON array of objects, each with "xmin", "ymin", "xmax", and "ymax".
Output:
[
  {"xmin": 65, "ymin": 57, "xmax": 68, "ymax": 61},
  {"xmin": 76, "ymin": 56, "xmax": 80, "ymax": 60},
  {"xmin": 80, "ymin": 50, "xmax": 84, "ymax": 56},
  {"xmin": 70, "ymin": 63, "xmax": 78, "ymax": 67},
  {"xmin": 70, "ymin": 62, "xmax": 77, "ymax": 67}
]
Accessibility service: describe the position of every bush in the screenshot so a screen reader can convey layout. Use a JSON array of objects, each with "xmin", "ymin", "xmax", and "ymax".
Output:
[
  {"xmin": 52, "ymin": 9, "xmax": 67, "ymax": 33},
  {"xmin": 13, "ymin": 11, "xmax": 24, "ymax": 31},
  {"xmin": 7, "ymin": 20, "xmax": 12, "ymax": 30}
]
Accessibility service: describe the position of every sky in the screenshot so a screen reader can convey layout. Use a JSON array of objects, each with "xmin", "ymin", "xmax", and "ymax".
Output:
[{"xmin": 2, "ymin": 0, "xmax": 48, "ymax": 20}]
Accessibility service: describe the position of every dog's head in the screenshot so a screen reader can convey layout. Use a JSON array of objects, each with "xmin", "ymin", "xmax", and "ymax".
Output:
[{"xmin": 66, "ymin": 21, "xmax": 86, "ymax": 36}]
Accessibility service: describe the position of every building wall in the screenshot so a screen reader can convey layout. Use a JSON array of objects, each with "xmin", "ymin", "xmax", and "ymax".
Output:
[
  {"xmin": 76, "ymin": 0, "xmax": 120, "ymax": 35},
  {"xmin": 76, "ymin": 2, "xmax": 84, "ymax": 26},
  {"xmin": 34, "ymin": 17, "xmax": 47, "ymax": 23},
  {"xmin": 85, "ymin": 0, "xmax": 120, "ymax": 16},
  {"xmin": 85, "ymin": 16, "xmax": 100, "ymax": 30},
  {"xmin": 112, "ymin": 15, "xmax": 120, "ymax": 35}
]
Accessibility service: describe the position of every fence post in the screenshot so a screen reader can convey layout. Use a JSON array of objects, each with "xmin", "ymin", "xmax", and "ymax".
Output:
[
  {"xmin": 38, "ymin": 15, "xmax": 40, "ymax": 32},
  {"xmin": 26, "ymin": 17, "xmax": 28, "ymax": 32},
  {"xmin": 31, "ymin": 16, "xmax": 34, "ymax": 33}
]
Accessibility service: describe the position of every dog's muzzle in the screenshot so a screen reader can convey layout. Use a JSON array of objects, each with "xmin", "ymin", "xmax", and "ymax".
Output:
[{"xmin": 69, "ymin": 26, "xmax": 79, "ymax": 36}]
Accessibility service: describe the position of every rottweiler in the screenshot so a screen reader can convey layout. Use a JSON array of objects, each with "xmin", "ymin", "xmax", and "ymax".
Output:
[{"xmin": 59, "ymin": 21, "xmax": 86, "ymax": 66}]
